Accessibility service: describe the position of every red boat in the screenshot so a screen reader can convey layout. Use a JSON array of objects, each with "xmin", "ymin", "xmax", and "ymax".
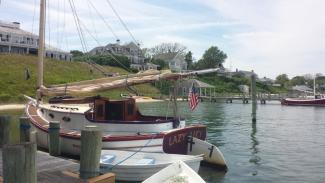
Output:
[{"xmin": 281, "ymin": 95, "xmax": 325, "ymax": 106}]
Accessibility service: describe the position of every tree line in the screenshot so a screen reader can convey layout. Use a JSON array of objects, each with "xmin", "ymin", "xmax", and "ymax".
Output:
[{"xmin": 70, "ymin": 42, "xmax": 228, "ymax": 71}]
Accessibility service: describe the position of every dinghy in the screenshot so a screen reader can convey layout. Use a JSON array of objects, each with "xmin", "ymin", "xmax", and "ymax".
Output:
[
  {"xmin": 163, "ymin": 131, "xmax": 227, "ymax": 170},
  {"xmin": 143, "ymin": 160, "xmax": 206, "ymax": 183},
  {"xmin": 187, "ymin": 137, "xmax": 227, "ymax": 170},
  {"xmin": 100, "ymin": 150, "xmax": 203, "ymax": 181}
]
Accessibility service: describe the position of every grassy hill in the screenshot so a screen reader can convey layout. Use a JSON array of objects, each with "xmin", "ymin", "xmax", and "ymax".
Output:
[{"xmin": 0, "ymin": 54, "xmax": 160, "ymax": 104}]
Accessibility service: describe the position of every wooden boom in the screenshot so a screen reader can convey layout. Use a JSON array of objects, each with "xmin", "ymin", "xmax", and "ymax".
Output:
[{"xmin": 40, "ymin": 68, "xmax": 222, "ymax": 96}]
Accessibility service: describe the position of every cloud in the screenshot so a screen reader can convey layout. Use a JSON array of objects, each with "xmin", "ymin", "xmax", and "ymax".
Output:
[
  {"xmin": 2, "ymin": 0, "xmax": 325, "ymax": 78},
  {"xmin": 196, "ymin": 0, "xmax": 325, "ymax": 78}
]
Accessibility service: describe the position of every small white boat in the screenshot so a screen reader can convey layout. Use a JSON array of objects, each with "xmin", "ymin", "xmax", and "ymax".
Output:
[
  {"xmin": 187, "ymin": 137, "xmax": 227, "ymax": 170},
  {"xmin": 143, "ymin": 160, "xmax": 206, "ymax": 183},
  {"xmin": 100, "ymin": 150, "xmax": 203, "ymax": 181}
]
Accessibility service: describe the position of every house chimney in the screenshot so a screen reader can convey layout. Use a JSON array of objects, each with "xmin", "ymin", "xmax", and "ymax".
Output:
[
  {"xmin": 116, "ymin": 39, "xmax": 120, "ymax": 45},
  {"xmin": 12, "ymin": 22, "xmax": 20, "ymax": 28}
]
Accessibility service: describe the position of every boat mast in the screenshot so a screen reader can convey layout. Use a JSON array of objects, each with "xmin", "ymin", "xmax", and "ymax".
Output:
[
  {"xmin": 314, "ymin": 75, "xmax": 316, "ymax": 96},
  {"xmin": 37, "ymin": 0, "xmax": 45, "ymax": 101}
]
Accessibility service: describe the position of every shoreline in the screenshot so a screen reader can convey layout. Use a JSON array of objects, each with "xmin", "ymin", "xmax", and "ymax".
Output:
[{"xmin": 0, "ymin": 104, "xmax": 25, "ymax": 111}]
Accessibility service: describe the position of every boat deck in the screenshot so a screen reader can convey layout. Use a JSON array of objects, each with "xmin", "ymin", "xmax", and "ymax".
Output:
[{"xmin": 0, "ymin": 148, "xmax": 81, "ymax": 183}]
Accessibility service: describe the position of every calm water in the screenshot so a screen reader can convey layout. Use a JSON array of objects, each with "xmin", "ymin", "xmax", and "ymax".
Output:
[
  {"xmin": 138, "ymin": 100, "xmax": 325, "ymax": 183},
  {"xmin": 2, "ymin": 101, "xmax": 325, "ymax": 183}
]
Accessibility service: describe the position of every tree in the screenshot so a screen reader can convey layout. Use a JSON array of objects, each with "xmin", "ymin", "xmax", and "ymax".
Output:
[
  {"xmin": 290, "ymin": 76, "xmax": 306, "ymax": 86},
  {"xmin": 275, "ymin": 74, "xmax": 289, "ymax": 87},
  {"xmin": 150, "ymin": 58, "xmax": 168, "ymax": 70},
  {"xmin": 195, "ymin": 46, "xmax": 227, "ymax": 69},
  {"xmin": 149, "ymin": 43, "xmax": 187, "ymax": 57},
  {"xmin": 185, "ymin": 51, "xmax": 193, "ymax": 70},
  {"xmin": 70, "ymin": 50, "xmax": 84, "ymax": 58}
]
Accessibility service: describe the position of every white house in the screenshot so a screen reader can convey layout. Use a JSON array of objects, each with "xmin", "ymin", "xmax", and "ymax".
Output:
[{"xmin": 0, "ymin": 20, "xmax": 71, "ymax": 61}]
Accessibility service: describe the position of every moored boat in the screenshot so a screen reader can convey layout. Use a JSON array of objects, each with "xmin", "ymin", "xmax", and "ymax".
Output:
[
  {"xmin": 281, "ymin": 95, "xmax": 325, "ymax": 106},
  {"xmin": 100, "ymin": 150, "xmax": 203, "ymax": 182},
  {"xmin": 143, "ymin": 160, "xmax": 206, "ymax": 183},
  {"xmin": 26, "ymin": 97, "xmax": 207, "ymax": 155}
]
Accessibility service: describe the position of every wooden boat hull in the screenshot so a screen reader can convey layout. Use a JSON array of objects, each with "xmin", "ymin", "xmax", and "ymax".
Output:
[
  {"xmin": 100, "ymin": 150, "xmax": 203, "ymax": 181},
  {"xmin": 143, "ymin": 160, "xmax": 206, "ymax": 183},
  {"xmin": 281, "ymin": 98, "xmax": 325, "ymax": 106}
]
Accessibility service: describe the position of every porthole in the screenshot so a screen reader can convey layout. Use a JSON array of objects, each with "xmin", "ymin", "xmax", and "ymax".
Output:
[
  {"xmin": 49, "ymin": 113, "xmax": 54, "ymax": 119},
  {"xmin": 62, "ymin": 116, "xmax": 71, "ymax": 122}
]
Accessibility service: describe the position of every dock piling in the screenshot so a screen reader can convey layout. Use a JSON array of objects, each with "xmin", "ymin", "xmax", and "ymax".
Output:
[
  {"xmin": 80, "ymin": 126, "xmax": 102, "ymax": 179},
  {"xmin": 0, "ymin": 115, "xmax": 11, "ymax": 147},
  {"xmin": 49, "ymin": 121, "xmax": 61, "ymax": 156},
  {"xmin": 251, "ymin": 73, "xmax": 257, "ymax": 122},
  {"xmin": 3, "ymin": 142, "xmax": 37, "ymax": 183},
  {"xmin": 20, "ymin": 116, "xmax": 31, "ymax": 142}
]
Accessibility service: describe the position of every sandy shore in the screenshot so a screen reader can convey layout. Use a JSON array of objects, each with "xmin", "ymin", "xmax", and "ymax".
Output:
[{"xmin": 0, "ymin": 104, "xmax": 25, "ymax": 111}]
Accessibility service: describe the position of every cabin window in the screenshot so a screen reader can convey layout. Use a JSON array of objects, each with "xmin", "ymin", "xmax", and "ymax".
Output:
[
  {"xmin": 96, "ymin": 104, "xmax": 104, "ymax": 118},
  {"xmin": 127, "ymin": 103, "xmax": 134, "ymax": 116},
  {"xmin": 107, "ymin": 103, "xmax": 123, "ymax": 120}
]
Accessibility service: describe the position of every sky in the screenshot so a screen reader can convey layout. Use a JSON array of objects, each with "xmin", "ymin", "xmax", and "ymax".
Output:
[{"xmin": 1, "ymin": 0, "xmax": 325, "ymax": 79}]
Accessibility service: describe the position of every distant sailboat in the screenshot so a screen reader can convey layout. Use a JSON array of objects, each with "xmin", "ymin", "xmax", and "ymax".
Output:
[{"xmin": 281, "ymin": 76, "xmax": 325, "ymax": 106}]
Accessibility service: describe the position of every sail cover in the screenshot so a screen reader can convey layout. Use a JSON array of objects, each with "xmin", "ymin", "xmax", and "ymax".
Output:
[{"xmin": 40, "ymin": 68, "xmax": 222, "ymax": 96}]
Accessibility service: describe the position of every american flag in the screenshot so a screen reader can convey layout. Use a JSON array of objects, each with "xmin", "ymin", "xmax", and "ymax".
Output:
[{"xmin": 188, "ymin": 83, "xmax": 199, "ymax": 111}]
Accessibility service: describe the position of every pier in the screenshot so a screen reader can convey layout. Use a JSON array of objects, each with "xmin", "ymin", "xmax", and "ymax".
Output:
[
  {"xmin": 181, "ymin": 92, "xmax": 287, "ymax": 104},
  {"xmin": 0, "ymin": 116, "xmax": 115, "ymax": 183}
]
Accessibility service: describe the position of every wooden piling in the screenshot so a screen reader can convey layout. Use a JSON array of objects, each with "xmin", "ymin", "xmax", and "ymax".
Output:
[
  {"xmin": 3, "ymin": 142, "xmax": 37, "ymax": 183},
  {"xmin": 0, "ymin": 116, "xmax": 11, "ymax": 147},
  {"xmin": 251, "ymin": 73, "xmax": 257, "ymax": 122},
  {"xmin": 20, "ymin": 117, "xmax": 31, "ymax": 142},
  {"xmin": 80, "ymin": 126, "xmax": 102, "ymax": 179},
  {"xmin": 49, "ymin": 121, "xmax": 61, "ymax": 156}
]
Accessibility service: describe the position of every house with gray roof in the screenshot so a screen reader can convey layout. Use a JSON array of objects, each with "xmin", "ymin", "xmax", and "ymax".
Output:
[
  {"xmin": 89, "ymin": 41, "xmax": 155, "ymax": 70},
  {"xmin": 153, "ymin": 52, "xmax": 187, "ymax": 71}
]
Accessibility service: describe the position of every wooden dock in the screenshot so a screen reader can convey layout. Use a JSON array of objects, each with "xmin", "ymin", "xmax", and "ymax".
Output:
[{"xmin": 0, "ymin": 148, "xmax": 83, "ymax": 183}]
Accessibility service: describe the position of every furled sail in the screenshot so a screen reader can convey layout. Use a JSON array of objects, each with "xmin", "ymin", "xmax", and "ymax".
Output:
[{"xmin": 40, "ymin": 68, "xmax": 222, "ymax": 96}]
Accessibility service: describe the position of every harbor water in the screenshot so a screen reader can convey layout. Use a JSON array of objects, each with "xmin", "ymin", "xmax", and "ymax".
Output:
[
  {"xmin": 2, "ymin": 100, "xmax": 325, "ymax": 183},
  {"xmin": 138, "ymin": 100, "xmax": 325, "ymax": 183}
]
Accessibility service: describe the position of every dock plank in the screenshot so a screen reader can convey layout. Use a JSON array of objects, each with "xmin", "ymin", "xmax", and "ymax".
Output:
[{"xmin": 0, "ymin": 148, "xmax": 83, "ymax": 183}]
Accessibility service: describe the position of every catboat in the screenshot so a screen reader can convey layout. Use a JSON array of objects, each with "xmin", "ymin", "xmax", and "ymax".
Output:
[
  {"xmin": 26, "ymin": 96, "xmax": 207, "ymax": 155},
  {"xmin": 143, "ymin": 160, "xmax": 206, "ymax": 183},
  {"xmin": 99, "ymin": 150, "xmax": 203, "ymax": 181}
]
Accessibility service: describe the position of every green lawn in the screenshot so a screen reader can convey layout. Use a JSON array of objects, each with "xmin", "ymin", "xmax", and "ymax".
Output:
[{"xmin": 0, "ymin": 54, "xmax": 160, "ymax": 103}]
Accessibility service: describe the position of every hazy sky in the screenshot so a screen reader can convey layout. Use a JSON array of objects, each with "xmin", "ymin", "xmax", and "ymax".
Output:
[{"xmin": 1, "ymin": 0, "xmax": 325, "ymax": 79}]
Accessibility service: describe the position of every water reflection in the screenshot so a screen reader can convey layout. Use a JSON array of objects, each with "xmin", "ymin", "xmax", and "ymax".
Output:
[{"xmin": 249, "ymin": 121, "xmax": 261, "ymax": 176}]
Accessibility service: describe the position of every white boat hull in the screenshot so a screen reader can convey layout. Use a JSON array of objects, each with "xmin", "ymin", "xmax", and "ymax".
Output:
[
  {"xmin": 143, "ymin": 160, "xmax": 206, "ymax": 183},
  {"xmin": 100, "ymin": 150, "xmax": 203, "ymax": 181},
  {"xmin": 187, "ymin": 137, "xmax": 227, "ymax": 169}
]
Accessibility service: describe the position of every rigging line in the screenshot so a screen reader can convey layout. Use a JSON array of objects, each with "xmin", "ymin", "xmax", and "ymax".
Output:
[
  {"xmin": 105, "ymin": 0, "xmax": 138, "ymax": 44},
  {"xmin": 86, "ymin": 0, "xmax": 99, "ymax": 43},
  {"xmin": 56, "ymin": 0, "xmax": 60, "ymax": 49},
  {"xmin": 71, "ymin": 0, "xmax": 88, "ymax": 52},
  {"xmin": 86, "ymin": 0, "xmax": 119, "ymax": 41},
  {"xmin": 31, "ymin": 0, "xmax": 36, "ymax": 34},
  {"xmin": 78, "ymin": 20, "xmax": 132, "ymax": 73},
  {"xmin": 68, "ymin": 0, "xmax": 88, "ymax": 53},
  {"xmin": 63, "ymin": 0, "xmax": 70, "ymax": 52},
  {"xmin": 69, "ymin": 0, "xmax": 109, "ymax": 75}
]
